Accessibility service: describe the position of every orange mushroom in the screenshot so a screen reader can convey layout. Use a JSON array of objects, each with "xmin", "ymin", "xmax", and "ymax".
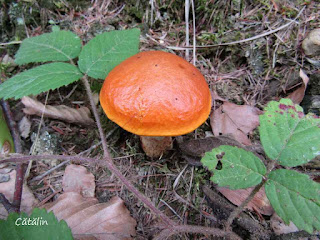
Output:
[{"xmin": 100, "ymin": 51, "xmax": 211, "ymax": 157}]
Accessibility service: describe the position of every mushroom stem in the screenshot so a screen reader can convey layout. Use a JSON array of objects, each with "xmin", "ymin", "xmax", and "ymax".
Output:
[{"xmin": 140, "ymin": 136, "xmax": 173, "ymax": 158}]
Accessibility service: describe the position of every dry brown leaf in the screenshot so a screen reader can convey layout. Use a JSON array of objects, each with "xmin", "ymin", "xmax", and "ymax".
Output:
[
  {"xmin": 21, "ymin": 96, "xmax": 94, "ymax": 125},
  {"xmin": 62, "ymin": 164, "xmax": 95, "ymax": 198},
  {"xmin": 42, "ymin": 164, "xmax": 136, "ymax": 239},
  {"xmin": 287, "ymin": 69, "xmax": 309, "ymax": 104},
  {"xmin": 43, "ymin": 192, "xmax": 136, "ymax": 240},
  {"xmin": 210, "ymin": 102, "xmax": 262, "ymax": 145},
  {"xmin": 270, "ymin": 213, "xmax": 299, "ymax": 235},
  {"xmin": 216, "ymin": 186, "xmax": 274, "ymax": 216},
  {"xmin": 0, "ymin": 169, "xmax": 38, "ymax": 219}
]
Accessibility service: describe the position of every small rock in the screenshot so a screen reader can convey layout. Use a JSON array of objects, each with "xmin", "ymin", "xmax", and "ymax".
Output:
[{"xmin": 302, "ymin": 28, "xmax": 320, "ymax": 57}]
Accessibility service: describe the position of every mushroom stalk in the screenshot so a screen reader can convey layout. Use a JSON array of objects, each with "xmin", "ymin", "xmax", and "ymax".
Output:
[{"xmin": 140, "ymin": 136, "xmax": 173, "ymax": 158}]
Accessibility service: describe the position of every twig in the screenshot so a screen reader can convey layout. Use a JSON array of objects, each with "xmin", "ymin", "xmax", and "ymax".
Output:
[
  {"xmin": 184, "ymin": 0, "xmax": 190, "ymax": 59},
  {"xmin": 11, "ymin": 164, "xmax": 26, "ymax": 212},
  {"xmin": 0, "ymin": 41, "xmax": 22, "ymax": 46},
  {"xmin": 167, "ymin": 6, "xmax": 305, "ymax": 50},
  {"xmin": 29, "ymin": 159, "xmax": 70, "ymax": 182},
  {"xmin": 191, "ymin": 0, "xmax": 196, "ymax": 66},
  {"xmin": 0, "ymin": 193, "xmax": 16, "ymax": 213},
  {"xmin": 154, "ymin": 224, "xmax": 241, "ymax": 240},
  {"xmin": 29, "ymin": 127, "xmax": 117, "ymax": 183},
  {"xmin": 81, "ymin": 75, "xmax": 110, "ymax": 158},
  {"xmin": 225, "ymin": 180, "xmax": 266, "ymax": 231},
  {"xmin": 0, "ymin": 154, "xmax": 101, "ymax": 165}
]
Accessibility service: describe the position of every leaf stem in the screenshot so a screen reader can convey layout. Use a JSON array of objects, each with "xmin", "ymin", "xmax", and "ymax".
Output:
[
  {"xmin": 225, "ymin": 180, "xmax": 266, "ymax": 230},
  {"xmin": 225, "ymin": 157, "xmax": 277, "ymax": 230}
]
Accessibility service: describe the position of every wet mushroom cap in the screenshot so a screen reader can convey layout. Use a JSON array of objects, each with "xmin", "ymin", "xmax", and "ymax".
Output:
[{"xmin": 100, "ymin": 51, "xmax": 212, "ymax": 136}]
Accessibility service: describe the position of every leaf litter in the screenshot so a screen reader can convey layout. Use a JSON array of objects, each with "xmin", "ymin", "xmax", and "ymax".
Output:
[
  {"xmin": 42, "ymin": 164, "xmax": 136, "ymax": 240},
  {"xmin": 22, "ymin": 96, "xmax": 94, "ymax": 125},
  {"xmin": 210, "ymin": 102, "xmax": 263, "ymax": 145}
]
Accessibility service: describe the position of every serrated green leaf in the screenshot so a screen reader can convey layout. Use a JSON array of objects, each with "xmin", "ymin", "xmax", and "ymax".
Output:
[
  {"xmin": 0, "ymin": 63, "xmax": 82, "ymax": 100},
  {"xmin": 201, "ymin": 146, "xmax": 266, "ymax": 189},
  {"xmin": 259, "ymin": 98, "xmax": 320, "ymax": 167},
  {"xmin": 0, "ymin": 208, "xmax": 73, "ymax": 240},
  {"xmin": 265, "ymin": 169, "xmax": 320, "ymax": 233},
  {"xmin": 78, "ymin": 28, "xmax": 140, "ymax": 79},
  {"xmin": 15, "ymin": 30, "xmax": 82, "ymax": 64}
]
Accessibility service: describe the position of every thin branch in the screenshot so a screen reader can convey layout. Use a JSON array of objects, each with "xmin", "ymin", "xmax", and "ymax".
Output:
[
  {"xmin": 81, "ymin": 75, "xmax": 110, "ymax": 158},
  {"xmin": 12, "ymin": 164, "xmax": 26, "ymax": 212},
  {"xmin": 225, "ymin": 180, "xmax": 266, "ymax": 230},
  {"xmin": 154, "ymin": 224, "xmax": 241, "ymax": 240},
  {"xmin": 0, "ymin": 193, "xmax": 16, "ymax": 213},
  {"xmin": 184, "ymin": 0, "xmax": 190, "ymax": 59}
]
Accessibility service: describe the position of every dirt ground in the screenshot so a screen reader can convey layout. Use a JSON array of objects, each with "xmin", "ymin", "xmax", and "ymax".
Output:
[{"xmin": 1, "ymin": 0, "xmax": 320, "ymax": 239}]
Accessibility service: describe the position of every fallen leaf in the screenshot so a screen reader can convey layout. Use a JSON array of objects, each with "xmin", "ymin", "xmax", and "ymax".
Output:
[
  {"xmin": 210, "ymin": 102, "xmax": 262, "ymax": 145},
  {"xmin": 43, "ymin": 193, "xmax": 136, "ymax": 240},
  {"xmin": 287, "ymin": 69, "xmax": 309, "ymax": 104},
  {"xmin": 270, "ymin": 213, "xmax": 299, "ymax": 235},
  {"xmin": 18, "ymin": 116, "xmax": 31, "ymax": 139},
  {"xmin": 0, "ymin": 169, "xmax": 39, "ymax": 219},
  {"xmin": 22, "ymin": 96, "xmax": 94, "ymax": 125},
  {"xmin": 216, "ymin": 186, "xmax": 273, "ymax": 216},
  {"xmin": 42, "ymin": 164, "xmax": 137, "ymax": 239},
  {"xmin": 62, "ymin": 164, "xmax": 95, "ymax": 198}
]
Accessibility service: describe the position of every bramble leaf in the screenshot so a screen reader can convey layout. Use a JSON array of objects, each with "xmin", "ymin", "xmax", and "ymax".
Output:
[
  {"xmin": 201, "ymin": 146, "xmax": 266, "ymax": 189},
  {"xmin": 0, "ymin": 208, "xmax": 73, "ymax": 240},
  {"xmin": 0, "ymin": 63, "xmax": 83, "ymax": 100},
  {"xmin": 259, "ymin": 98, "xmax": 320, "ymax": 167},
  {"xmin": 265, "ymin": 169, "xmax": 320, "ymax": 233},
  {"xmin": 78, "ymin": 28, "xmax": 140, "ymax": 79},
  {"xmin": 15, "ymin": 30, "xmax": 82, "ymax": 64}
]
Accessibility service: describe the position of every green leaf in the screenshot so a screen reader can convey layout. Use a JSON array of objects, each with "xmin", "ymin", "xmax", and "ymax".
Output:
[
  {"xmin": 259, "ymin": 98, "xmax": 320, "ymax": 167},
  {"xmin": 15, "ymin": 30, "xmax": 82, "ymax": 64},
  {"xmin": 0, "ymin": 63, "xmax": 83, "ymax": 100},
  {"xmin": 0, "ymin": 108, "xmax": 14, "ymax": 153},
  {"xmin": 0, "ymin": 208, "xmax": 73, "ymax": 240},
  {"xmin": 201, "ymin": 145, "xmax": 266, "ymax": 189},
  {"xmin": 265, "ymin": 169, "xmax": 320, "ymax": 233},
  {"xmin": 78, "ymin": 28, "xmax": 140, "ymax": 79}
]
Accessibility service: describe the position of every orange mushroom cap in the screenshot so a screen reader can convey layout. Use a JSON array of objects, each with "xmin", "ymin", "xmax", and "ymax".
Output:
[{"xmin": 99, "ymin": 51, "xmax": 212, "ymax": 136}]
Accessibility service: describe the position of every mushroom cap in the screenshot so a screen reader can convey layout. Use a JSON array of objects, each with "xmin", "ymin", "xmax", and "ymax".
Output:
[{"xmin": 100, "ymin": 51, "xmax": 212, "ymax": 136}]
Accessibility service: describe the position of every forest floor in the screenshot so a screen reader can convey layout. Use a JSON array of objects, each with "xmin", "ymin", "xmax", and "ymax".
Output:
[{"xmin": 0, "ymin": 0, "xmax": 320, "ymax": 239}]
